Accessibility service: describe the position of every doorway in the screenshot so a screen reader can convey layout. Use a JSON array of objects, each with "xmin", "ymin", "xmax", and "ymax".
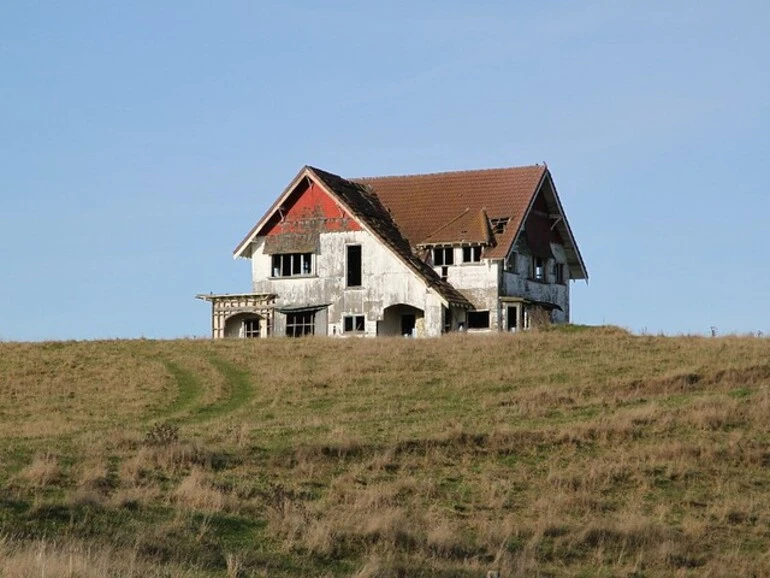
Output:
[
  {"xmin": 507, "ymin": 306, "xmax": 518, "ymax": 332},
  {"xmin": 401, "ymin": 314, "xmax": 416, "ymax": 337}
]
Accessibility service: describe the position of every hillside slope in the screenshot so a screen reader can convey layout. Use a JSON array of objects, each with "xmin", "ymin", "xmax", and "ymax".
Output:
[{"xmin": 1, "ymin": 328, "xmax": 769, "ymax": 577}]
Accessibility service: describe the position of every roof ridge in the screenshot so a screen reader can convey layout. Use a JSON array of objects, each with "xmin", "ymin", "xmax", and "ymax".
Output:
[{"xmin": 352, "ymin": 164, "xmax": 545, "ymax": 181}]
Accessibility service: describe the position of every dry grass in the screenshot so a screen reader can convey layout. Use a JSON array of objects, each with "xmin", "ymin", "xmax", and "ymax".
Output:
[{"xmin": 1, "ymin": 329, "xmax": 770, "ymax": 576}]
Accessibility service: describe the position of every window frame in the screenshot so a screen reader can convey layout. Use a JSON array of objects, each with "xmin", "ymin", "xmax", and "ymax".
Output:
[
  {"xmin": 554, "ymin": 262, "xmax": 565, "ymax": 284},
  {"xmin": 243, "ymin": 318, "xmax": 260, "ymax": 338},
  {"xmin": 286, "ymin": 311, "xmax": 315, "ymax": 337},
  {"xmin": 432, "ymin": 247, "xmax": 454, "ymax": 267},
  {"xmin": 462, "ymin": 245, "xmax": 482, "ymax": 264},
  {"xmin": 506, "ymin": 251, "xmax": 518, "ymax": 273},
  {"xmin": 271, "ymin": 253, "xmax": 313, "ymax": 278},
  {"xmin": 531, "ymin": 256, "xmax": 546, "ymax": 282},
  {"xmin": 343, "ymin": 314, "xmax": 365, "ymax": 334},
  {"xmin": 467, "ymin": 310, "xmax": 491, "ymax": 330},
  {"xmin": 346, "ymin": 244, "xmax": 362, "ymax": 288}
]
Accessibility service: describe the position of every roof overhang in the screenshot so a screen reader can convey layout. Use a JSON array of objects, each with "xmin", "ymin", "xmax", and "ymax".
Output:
[
  {"xmin": 233, "ymin": 166, "xmax": 346, "ymax": 259},
  {"xmin": 499, "ymin": 296, "xmax": 563, "ymax": 312},
  {"xmin": 196, "ymin": 293, "xmax": 276, "ymax": 303},
  {"xmin": 506, "ymin": 169, "xmax": 588, "ymax": 281}
]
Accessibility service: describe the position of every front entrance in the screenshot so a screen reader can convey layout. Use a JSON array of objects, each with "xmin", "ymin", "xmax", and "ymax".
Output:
[
  {"xmin": 401, "ymin": 314, "xmax": 416, "ymax": 337},
  {"xmin": 380, "ymin": 304, "xmax": 424, "ymax": 337},
  {"xmin": 507, "ymin": 306, "xmax": 518, "ymax": 332}
]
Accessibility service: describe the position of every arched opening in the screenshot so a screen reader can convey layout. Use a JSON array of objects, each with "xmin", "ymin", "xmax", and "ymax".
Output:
[
  {"xmin": 223, "ymin": 312, "xmax": 265, "ymax": 338},
  {"xmin": 379, "ymin": 304, "xmax": 424, "ymax": 337}
]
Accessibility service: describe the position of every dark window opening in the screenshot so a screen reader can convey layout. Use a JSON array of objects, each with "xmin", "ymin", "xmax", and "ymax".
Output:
[
  {"xmin": 440, "ymin": 266, "xmax": 449, "ymax": 281},
  {"xmin": 506, "ymin": 252, "xmax": 517, "ymax": 272},
  {"xmin": 286, "ymin": 311, "xmax": 314, "ymax": 337},
  {"xmin": 467, "ymin": 311, "xmax": 490, "ymax": 329},
  {"xmin": 443, "ymin": 307, "xmax": 452, "ymax": 333},
  {"xmin": 554, "ymin": 263, "xmax": 565, "ymax": 284},
  {"xmin": 272, "ymin": 253, "xmax": 313, "ymax": 277},
  {"xmin": 433, "ymin": 247, "xmax": 454, "ymax": 267},
  {"xmin": 490, "ymin": 217, "xmax": 510, "ymax": 235},
  {"xmin": 346, "ymin": 245, "xmax": 362, "ymax": 287},
  {"xmin": 343, "ymin": 315, "xmax": 365, "ymax": 333},
  {"xmin": 532, "ymin": 256, "xmax": 545, "ymax": 281},
  {"xmin": 243, "ymin": 318, "xmax": 260, "ymax": 338},
  {"xmin": 462, "ymin": 246, "xmax": 482, "ymax": 263}
]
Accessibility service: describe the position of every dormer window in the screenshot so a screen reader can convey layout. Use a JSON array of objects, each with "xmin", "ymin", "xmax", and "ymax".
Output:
[
  {"xmin": 433, "ymin": 247, "xmax": 454, "ymax": 267},
  {"xmin": 490, "ymin": 217, "xmax": 510, "ymax": 235},
  {"xmin": 462, "ymin": 246, "xmax": 481, "ymax": 263}
]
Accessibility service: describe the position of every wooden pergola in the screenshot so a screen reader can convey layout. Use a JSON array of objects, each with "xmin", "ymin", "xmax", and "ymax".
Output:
[{"xmin": 195, "ymin": 293, "xmax": 276, "ymax": 339}]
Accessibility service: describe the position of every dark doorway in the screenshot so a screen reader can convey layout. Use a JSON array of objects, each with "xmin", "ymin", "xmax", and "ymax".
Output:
[
  {"xmin": 507, "ymin": 306, "xmax": 518, "ymax": 331},
  {"xmin": 401, "ymin": 314, "xmax": 416, "ymax": 337}
]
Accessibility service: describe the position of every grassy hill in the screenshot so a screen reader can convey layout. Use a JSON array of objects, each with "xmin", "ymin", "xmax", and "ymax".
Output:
[{"xmin": 1, "ymin": 328, "xmax": 769, "ymax": 577}]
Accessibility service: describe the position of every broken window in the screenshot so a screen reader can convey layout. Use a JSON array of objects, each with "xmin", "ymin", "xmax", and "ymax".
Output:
[
  {"xmin": 506, "ymin": 251, "xmax": 517, "ymax": 273},
  {"xmin": 554, "ymin": 263, "xmax": 565, "ymax": 284},
  {"xmin": 346, "ymin": 245, "xmax": 362, "ymax": 287},
  {"xmin": 271, "ymin": 253, "xmax": 313, "ymax": 277},
  {"xmin": 286, "ymin": 311, "xmax": 314, "ymax": 337},
  {"xmin": 531, "ymin": 256, "xmax": 545, "ymax": 281},
  {"xmin": 243, "ymin": 318, "xmax": 260, "ymax": 338},
  {"xmin": 462, "ymin": 246, "xmax": 482, "ymax": 263},
  {"xmin": 432, "ymin": 247, "xmax": 454, "ymax": 267},
  {"xmin": 467, "ymin": 311, "xmax": 490, "ymax": 329},
  {"xmin": 490, "ymin": 217, "xmax": 510, "ymax": 235},
  {"xmin": 343, "ymin": 315, "xmax": 365, "ymax": 333},
  {"xmin": 443, "ymin": 307, "xmax": 452, "ymax": 333}
]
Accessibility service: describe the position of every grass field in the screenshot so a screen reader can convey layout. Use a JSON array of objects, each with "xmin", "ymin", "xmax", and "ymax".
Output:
[{"xmin": 1, "ymin": 327, "xmax": 770, "ymax": 577}]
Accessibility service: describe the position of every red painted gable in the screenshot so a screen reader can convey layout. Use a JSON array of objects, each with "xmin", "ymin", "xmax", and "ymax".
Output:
[{"xmin": 261, "ymin": 178, "xmax": 362, "ymax": 237}]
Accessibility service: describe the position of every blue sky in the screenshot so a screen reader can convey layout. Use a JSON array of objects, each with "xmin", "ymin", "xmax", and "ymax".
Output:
[{"xmin": 1, "ymin": 1, "xmax": 768, "ymax": 341}]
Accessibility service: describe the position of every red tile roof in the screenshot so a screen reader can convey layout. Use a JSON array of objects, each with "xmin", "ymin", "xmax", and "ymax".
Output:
[{"xmin": 354, "ymin": 165, "xmax": 547, "ymax": 259}]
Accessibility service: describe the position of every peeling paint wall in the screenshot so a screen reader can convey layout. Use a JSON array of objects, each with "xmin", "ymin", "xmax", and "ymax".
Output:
[
  {"xmin": 249, "ymin": 229, "xmax": 446, "ymax": 337},
  {"xmin": 440, "ymin": 248, "xmax": 502, "ymax": 330},
  {"xmin": 502, "ymin": 240, "xmax": 570, "ymax": 323}
]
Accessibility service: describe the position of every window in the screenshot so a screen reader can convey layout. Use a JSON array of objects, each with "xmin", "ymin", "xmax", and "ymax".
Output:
[
  {"xmin": 443, "ymin": 307, "xmax": 452, "ymax": 333},
  {"xmin": 554, "ymin": 263, "xmax": 565, "ymax": 284},
  {"xmin": 286, "ymin": 311, "xmax": 314, "ymax": 337},
  {"xmin": 531, "ymin": 256, "xmax": 545, "ymax": 281},
  {"xmin": 243, "ymin": 318, "xmax": 260, "ymax": 338},
  {"xmin": 346, "ymin": 245, "xmax": 362, "ymax": 287},
  {"xmin": 467, "ymin": 311, "xmax": 490, "ymax": 329},
  {"xmin": 490, "ymin": 217, "xmax": 510, "ymax": 235},
  {"xmin": 343, "ymin": 315, "xmax": 365, "ymax": 333},
  {"xmin": 271, "ymin": 253, "xmax": 312, "ymax": 277},
  {"xmin": 432, "ymin": 247, "xmax": 454, "ymax": 266},
  {"xmin": 506, "ymin": 251, "xmax": 517, "ymax": 273},
  {"xmin": 462, "ymin": 246, "xmax": 482, "ymax": 263}
]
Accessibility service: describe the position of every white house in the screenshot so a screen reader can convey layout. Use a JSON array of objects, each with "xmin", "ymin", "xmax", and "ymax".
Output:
[{"xmin": 197, "ymin": 164, "xmax": 587, "ymax": 338}]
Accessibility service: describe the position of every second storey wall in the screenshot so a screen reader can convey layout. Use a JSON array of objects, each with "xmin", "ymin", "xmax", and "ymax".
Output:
[{"xmin": 249, "ymin": 230, "xmax": 445, "ymax": 336}]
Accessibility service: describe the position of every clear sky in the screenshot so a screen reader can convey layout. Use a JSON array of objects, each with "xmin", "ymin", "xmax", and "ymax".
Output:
[{"xmin": 1, "ymin": 1, "xmax": 768, "ymax": 341}]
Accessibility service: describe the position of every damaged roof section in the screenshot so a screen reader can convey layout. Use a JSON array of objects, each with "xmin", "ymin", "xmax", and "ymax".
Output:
[{"xmin": 307, "ymin": 167, "xmax": 472, "ymax": 308}]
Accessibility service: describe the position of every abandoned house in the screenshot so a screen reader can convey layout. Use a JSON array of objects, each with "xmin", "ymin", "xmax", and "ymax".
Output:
[{"xmin": 197, "ymin": 164, "xmax": 587, "ymax": 338}]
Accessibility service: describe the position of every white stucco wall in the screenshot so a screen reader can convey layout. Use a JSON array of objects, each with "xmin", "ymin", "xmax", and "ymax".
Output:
[
  {"xmin": 439, "ymin": 250, "xmax": 501, "ymax": 330},
  {"xmin": 249, "ymin": 230, "xmax": 446, "ymax": 337}
]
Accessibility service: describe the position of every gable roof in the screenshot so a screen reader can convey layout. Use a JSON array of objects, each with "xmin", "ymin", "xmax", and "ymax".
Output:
[
  {"xmin": 233, "ymin": 166, "xmax": 472, "ymax": 308},
  {"xmin": 354, "ymin": 166, "xmax": 546, "ymax": 259},
  {"xmin": 355, "ymin": 165, "xmax": 587, "ymax": 280}
]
